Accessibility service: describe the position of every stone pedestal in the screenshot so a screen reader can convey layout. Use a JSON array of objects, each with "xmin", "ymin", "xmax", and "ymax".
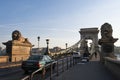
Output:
[
  {"xmin": 98, "ymin": 23, "xmax": 119, "ymax": 63},
  {"xmin": 98, "ymin": 38, "xmax": 118, "ymax": 62},
  {"xmin": 3, "ymin": 30, "xmax": 33, "ymax": 62},
  {"xmin": 3, "ymin": 40, "xmax": 33, "ymax": 62}
]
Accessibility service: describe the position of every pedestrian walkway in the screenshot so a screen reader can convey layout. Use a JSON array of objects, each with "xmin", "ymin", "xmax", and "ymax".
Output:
[
  {"xmin": 0, "ymin": 62, "xmax": 22, "ymax": 77},
  {"xmin": 0, "ymin": 66, "xmax": 21, "ymax": 77},
  {"xmin": 0, "ymin": 62, "xmax": 21, "ymax": 68},
  {"xmin": 54, "ymin": 61, "xmax": 118, "ymax": 80}
]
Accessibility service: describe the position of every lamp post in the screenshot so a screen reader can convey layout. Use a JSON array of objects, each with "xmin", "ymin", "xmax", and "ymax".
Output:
[
  {"xmin": 46, "ymin": 39, "xmax": 49, "ymax": 47},
  {"xmin": 44, "ymin": 39, "xmax": 50, "ymax": 55},
  {"xmin": 65, "ymin": 43, "xmax": 68, "ymax": 49},
  {"xmin": 37, "ymin": 36, "xmax": 40, "ymax": 49}
]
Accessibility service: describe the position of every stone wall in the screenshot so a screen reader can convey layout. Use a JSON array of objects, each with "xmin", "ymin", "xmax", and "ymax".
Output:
[
  {"xmin": 0, "ymin": 55, "xmax": 29, "ymax": 63},
  {"xmin": 104, "ymin": 57, "xmax": 120, "ymax": 80},
  {"xmin": 11, "ymin": 55, "xmax": 29, "ymax": 62},
  {"xmin": 0, "ymin": 56, "xmax": 9, "ymax": 63}
]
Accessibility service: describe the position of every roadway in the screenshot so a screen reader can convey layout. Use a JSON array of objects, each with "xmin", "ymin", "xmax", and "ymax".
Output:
[
  {"xmin": 0, "ymin": 66, "xmax": 25, "ymax": 80},
  {"xmin": 0, "ymin": 56, "xmax": 73, "ymax": 80},
  {"xmin": 0, "ymin": 56, "xmax": 118, "ymax": 80}
]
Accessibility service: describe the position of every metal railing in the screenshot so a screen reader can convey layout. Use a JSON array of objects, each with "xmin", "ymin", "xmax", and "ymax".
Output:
[{"xmin": 21, "ymin": 56, "xmax": 78, "ymax": 80}]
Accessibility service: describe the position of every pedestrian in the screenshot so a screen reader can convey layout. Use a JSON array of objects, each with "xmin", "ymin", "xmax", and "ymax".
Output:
[{"xmin": 94, "ymin": 52, "xmax": 97, "ymax": 58}]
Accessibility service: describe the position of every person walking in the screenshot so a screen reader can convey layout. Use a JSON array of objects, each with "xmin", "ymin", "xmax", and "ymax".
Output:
[{"xmin": 94, "ymin": 52, "xmax": 97, "ymax": 58}]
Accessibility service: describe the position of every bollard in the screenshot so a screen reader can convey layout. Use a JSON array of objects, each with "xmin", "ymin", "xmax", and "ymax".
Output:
[
  {"xmin": 72, "ymin": 57, "xmax": 74, "ymax": 66},
  {"xmin": 73, "ymin": 58, "xmax": 75, "ymax": 65},
  {"xmin": 62, "ymin": 58, "xmax": 64, "ymax": 72},
  {"xmin": 7, "ymin": 57, "xmax": 10, "ymax": 67},
  {"xmin": 15, "ymin": 57, "xmax": 16, "ymax": 65},
  {"xmin": 70, "ymin": 57, "xmax": 71, "ymax": 67},
  {"xmin": 21, "ymin": 57, "xmax": 23, "ymax": 62},
  {"xmin": 50, "ymin": 63, "xmax": 53, "ymax": 80},
  {"xmin": 29, "ymin": 74, "xmax": 33, "ymax": 80},
  {"xmin": 15, "ymin": 57, "xmax": 18, "ymax": 66},
  {"xmin": 71, "ymin": 57, "xmax": 72, "ymax": 67},
  {"xmin": 67, "ymin": 57, "xmax": 68, "ymax": 70},
  {"xmin": 56, "ymin": 60, "xmax": 59, "ymax": 76},
  {"xmin": 42, "ymin": 67, "xmax": 46, "ymax": 80}
]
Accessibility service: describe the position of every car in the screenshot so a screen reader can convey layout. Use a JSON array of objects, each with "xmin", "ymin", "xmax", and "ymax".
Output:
[
  {"xmin": 81, "ymin": 57, "xmax": 89, "ymax": 63},
  {"xmin": 21, "ymin": 54, "xmax": 55, "ymax": 74},
  {"xmin": 72, "ymin": 52, "xmax": 81, "ymax": 59},
  {"xmin": 81, "ymin": 52, "xmax": 90, "ymax": 62}
]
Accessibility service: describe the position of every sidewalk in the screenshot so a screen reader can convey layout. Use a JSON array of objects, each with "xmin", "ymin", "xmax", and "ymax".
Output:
[
  {"xmin": 54, "ymin": 61, "xmax": 118, "ymax": 80},
  {"xmin": 0, "ymin": 62, "xmax": 22, "ymax": 77},
  {"xmin": 0, "ymin": 66, "xmax": 22, "ymax": 77},
  {"xmin": 0, "ymin": 62, "xmax": 21, "ymax": 68}
]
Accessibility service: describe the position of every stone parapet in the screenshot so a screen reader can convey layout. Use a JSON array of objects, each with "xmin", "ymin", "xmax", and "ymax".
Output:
[
  {"xmin": 104, "ymin": 57, "xmax": 120, "ymax": 80},
  {"xmin": 0, "ymin": 56, "xmax": 9, "ymax": 63}
]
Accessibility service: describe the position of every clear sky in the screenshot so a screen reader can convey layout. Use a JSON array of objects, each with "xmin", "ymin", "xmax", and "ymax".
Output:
[{"xmin": 0, "ymin": 0, "xmax": 120, "ymax": 49}]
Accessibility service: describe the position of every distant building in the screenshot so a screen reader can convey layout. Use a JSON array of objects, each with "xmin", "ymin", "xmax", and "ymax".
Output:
[
  {"xmin": 31, "ymin": 46, "xmax": 63, "ymax": 55},
  {"xmin": 31, "ymin": 48, "xmax": 44, "ymax": 54},
  {"xmin": 50, "ymin": 47, "xmax": 62, "ymax": 53}
]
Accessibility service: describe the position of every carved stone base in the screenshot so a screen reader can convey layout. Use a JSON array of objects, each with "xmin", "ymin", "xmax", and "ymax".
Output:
[
  {"xmin": 2, "ymin": 30, "xmax": 33, "ymax": 62},
  {"xmin": 98, "ymin": 38, "xmax": 118, "ymax": 62},
  {"xmin": 3, "ymin": 41, "xmax": 33, "ymax": 62}
]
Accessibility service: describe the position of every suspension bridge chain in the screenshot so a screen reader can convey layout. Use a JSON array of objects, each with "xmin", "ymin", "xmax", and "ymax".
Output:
[{"xmin": 54, "ymin": 40, "xmax": 82, "ymax": 55}]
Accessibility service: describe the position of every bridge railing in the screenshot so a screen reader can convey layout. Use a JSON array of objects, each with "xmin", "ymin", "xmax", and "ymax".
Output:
[
  {"xmin": 21, "ymin": 56, "xmax": 77, "ymax": 80},
  {"xmin": 104, "ymin": 57, "xmax": 120, "ymax": 80}
]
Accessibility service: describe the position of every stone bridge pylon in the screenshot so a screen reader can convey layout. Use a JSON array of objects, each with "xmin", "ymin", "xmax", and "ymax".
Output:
[{"xmin": 79, "ymin": 28, "xmax": 99, "ymax": 55}]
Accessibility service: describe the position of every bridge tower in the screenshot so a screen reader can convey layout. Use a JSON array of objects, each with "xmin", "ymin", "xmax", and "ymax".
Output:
[{"xmin": 79, "ymin": 28, "xmax": 99, "ymax": 54}]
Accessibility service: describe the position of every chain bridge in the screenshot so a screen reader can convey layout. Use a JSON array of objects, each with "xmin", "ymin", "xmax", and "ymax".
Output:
[
  {"xmin": 50, "ymin": 23, "xmax": 120, "ymax": 80},
  {"xmin": 1, "ymin": 23, "xmax": 120, "ymax": 80},
  {"xmin": 53, "ymin": 27, "xmax": 100, "ymax": 61}
]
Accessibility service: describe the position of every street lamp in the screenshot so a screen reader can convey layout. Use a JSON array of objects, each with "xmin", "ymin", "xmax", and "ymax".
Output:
[
  {"xmin": 44, "ymin": 39, "xmax": 50, "ymax": 55},
  {"xmin": 46, "ymin": 39, "xmax": 49, "ymax": 46},
  {"xmin": 37, "ymin": 36, "xmax": 40, "ymax": 49},
  {"xmin": 65, "ymin": 43, "xmax": 68, "ymax": 49}
]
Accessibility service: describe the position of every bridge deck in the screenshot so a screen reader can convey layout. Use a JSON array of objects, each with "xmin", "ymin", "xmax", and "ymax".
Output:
[{"xmin": 54, "ymin": 61, "xmax": 118, "ymax": 80}]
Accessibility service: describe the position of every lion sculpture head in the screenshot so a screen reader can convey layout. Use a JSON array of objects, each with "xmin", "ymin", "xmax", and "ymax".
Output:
[
  {"xmin": 12, "ymin": 30, "xmax": 31, "ymax": 44},
  {"xmin": 12, "ymin": 30, "xmax": 22, "ymax": 41},
  {"xmin": 101, "ymin": 23, "xmax": 113, "ymax": 40}
]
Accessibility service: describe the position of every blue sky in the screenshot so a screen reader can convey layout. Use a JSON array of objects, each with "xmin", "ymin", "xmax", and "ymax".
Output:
[{"xmin": 0, "ymin": 0, "xmax": 120, "ymax": 48}]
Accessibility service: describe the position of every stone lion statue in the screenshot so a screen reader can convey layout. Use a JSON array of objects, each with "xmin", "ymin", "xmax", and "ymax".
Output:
[
  {"xmin": 12, "ymin": 30, "xmax": 22, "ymax": 40},
  {"xmin": 101, "ymin": 23, "xmax": 113, "ymax": 40},
  {"xmin": 12, "ymin": 30, "xmax": 30, "ymax": 43}
]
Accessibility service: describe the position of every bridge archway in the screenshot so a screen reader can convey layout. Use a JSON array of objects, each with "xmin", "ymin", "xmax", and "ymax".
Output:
[
  {"xmin": 79, "ymin": 28, "xmax": 99, "ymax": 48},
  {"xmin": 79, "ymin": 28, "xmax": 99, "ymax": 60}
]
